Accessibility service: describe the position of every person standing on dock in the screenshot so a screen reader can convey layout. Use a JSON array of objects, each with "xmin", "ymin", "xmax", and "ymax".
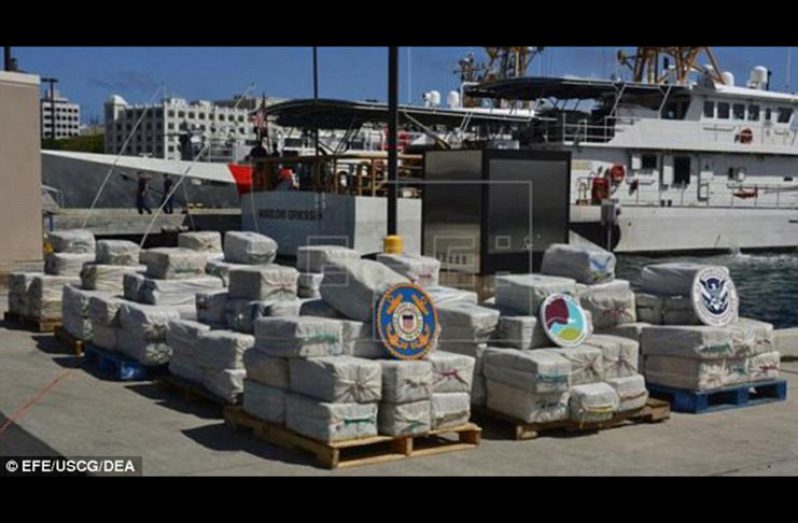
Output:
[
  {"xmin": 136, "ymin": 172, "xmax": 152, "ymax": 215},
  {"xmin": 162, "ymin": 174, "xmax": 174, "ymax": 214}
]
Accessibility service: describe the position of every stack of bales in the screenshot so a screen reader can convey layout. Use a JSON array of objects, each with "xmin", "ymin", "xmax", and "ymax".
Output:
[
  {"xmin": 636, "ymin": 263, "xmax": 779, "ymax": 391},
  {"xmin": 296, "ymin": 245, "xmax": 362, "ymax": 298}
]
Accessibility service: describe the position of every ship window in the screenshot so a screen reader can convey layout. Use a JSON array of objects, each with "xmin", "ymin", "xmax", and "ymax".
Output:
[
  {"xmin": 703, "ymin": 101, "xmax": 715, "ymax": 118},
  {"xmin": 178, "ymin": 111, "xmax": 185, "ymax": 118},
  {"xmin": 777, "ymin": 107, "xmax": 793, "ymax": 123},
  {"xmin": 748, "ymin": 105, "xmax": 760, "ymax": 121},
  {"xmin": 641, "ymin": 154, "xmax": 658, "ymax": 170},
  {"xmin": 733, "ymin": 103, "xmax": 745, "ymax": 120},
  {"xmin": 717, "ymin": 102, "xmax": 730, "ymax": 119},
  {"xmin": 674, "ymin": 156, "xmax": 691, "ymax": 185},
  {"xmin": 784, "ymin": 176, "xmax": 794, "ymax": 182},
  {"xmin": 765, "ymin": 108, "xmax": 772, "ymax": 121}
]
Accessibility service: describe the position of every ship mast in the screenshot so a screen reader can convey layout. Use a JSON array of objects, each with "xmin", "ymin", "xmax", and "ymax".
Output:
[
  {"xmin": 617, "ymin": 47, "xmax": 726, "ymax": 85},
  {"xmin": 456, "ymin": 46, "xmax": 544, "ymax": 107}
]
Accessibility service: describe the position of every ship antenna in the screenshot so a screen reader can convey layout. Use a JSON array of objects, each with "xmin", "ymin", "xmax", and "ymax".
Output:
[{"xmin": 786, "ymin": 47, "xmax": 792, "ymax": 91}]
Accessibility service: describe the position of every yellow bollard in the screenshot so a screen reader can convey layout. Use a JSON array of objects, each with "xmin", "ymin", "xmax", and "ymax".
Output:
[{"xmin": 383, "ymin": 235, "xmax": 403, "ymax": 254}]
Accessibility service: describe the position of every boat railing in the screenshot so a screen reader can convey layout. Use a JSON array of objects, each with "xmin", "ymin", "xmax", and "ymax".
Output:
[{"xmin": 534, "ymin": 114, "xmax": 637, "ymax": 144}]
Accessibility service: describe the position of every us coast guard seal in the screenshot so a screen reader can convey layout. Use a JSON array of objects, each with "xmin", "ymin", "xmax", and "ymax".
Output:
[
  {"xmin": 376, "ymin": 283, "xmax": 439, "ymax": 360},
  {"xmin": 691, "ymin": 266, "xmax": 739, "ymax": 326}
]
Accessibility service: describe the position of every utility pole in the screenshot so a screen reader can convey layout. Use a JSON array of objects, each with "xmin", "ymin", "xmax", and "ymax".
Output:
[
  {"xmin": 3, "ymin": 46, "xmax": 12, "ymax": 71},
  {"xmin": 387, "ymin": 46, "xmax": 398, "ymax": 238},
  {"xmin": 312, "ymin": 46, "xmax": 319, "ymax": 158},
  {"xmin": 42, "ymin": 77, "xmax": 59, "ymax": 141}
]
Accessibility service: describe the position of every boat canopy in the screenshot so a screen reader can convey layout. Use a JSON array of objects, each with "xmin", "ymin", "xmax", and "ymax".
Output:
[{"xmin": 465, "ymin": 76, "xmax": 688, "ymax": 102}]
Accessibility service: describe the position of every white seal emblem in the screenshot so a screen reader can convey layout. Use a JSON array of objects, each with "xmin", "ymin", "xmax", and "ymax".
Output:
[{"xmin": 691, "ymin": 266, "xmax": 739, "ymax": 326}]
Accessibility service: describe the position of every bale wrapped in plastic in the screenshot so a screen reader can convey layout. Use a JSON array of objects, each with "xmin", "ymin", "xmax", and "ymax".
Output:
[
  {"xmin": 606, "ymin": 375, "xmax": 648, "ymax": 412},
  {"xmin": 574, "ymin": 279, "xmax": 631, "ymax": 295},
  {"xmin": 80, "ymin": 263, "xmax": 146, "ymax": 294},
  {"xmin": 494, "ymin": 274, "xmax": 577, "ymax": 315},
  {"xmin": 178, "ymin": 231, "xmax": 223, "ymax": 253},
  {"xmin": 224, "ymin": 299, "xmax": 301, "ymax": 334},
  {"xmin": 203, "ymin": 368, "xmax": 245, "ymax": 403},
  {"xmin": 298, "ymin": 272, "xmax": 324, "ymax": 298},
  {"xmin": 117, "ymin": 330, "xmax": 172, "ymax": 366},
  {"xmin": 205, "ymin": 259, "xmax": 240, "ymax": 287},
  {"xmin": 254, "ymin": 316, "xmax": 344, "ymax": 358},
  {"xmin": 142, "ymin": 247, "xmax": 208, "ymax": 280},
  {"xmin": 166, "ymin": 319, "xmax": 211, "ymax": 359},
  {"xmin": 319, "ymin": 259, "xmax": 408, "ymax": 322},
  {"xmin": 425, "ymin": 285, "xmax": 479, "ymax": 306},
  {"xmin": 95, "ymin": 240, "xmax": 140, "ymax": 266},
  {"xmin": 123, "ymin": 272, "xmax": 145, "ymax": 302},
  {"xmin": 8, "ymin": 272, "xmax": 40, "ymax": 316},
  {"xmin": 47, "ymin": 229, "xmax": 96, "ymax": 254},
  {"xmin": 243, "ymin": 380, "xmax": 287, "ymax": 424},
  {"xmin": 224, "ymin": 231, "xmax": 278, "ymax": 265},
  {"xmin": 485, "ymin": 380, "xmax": 570, "ymax": 423},
  {"xmin": 195, "ymin": 330, "xmax": 254, "ymax": 370},
  {"xmin": 118, "ymin": 302, "xmax": 182, "ymax": 363},
  {"xmin": 337, "ymin": 320, "xmax": 389, "ymax": 358},
  {"xmin": 496, "ymin": 315, "xmax": 548, "ymax": 350},
  {"xmin": 569, "ymin": 383, "xmax": 619, "ymax": 423},
  {"xmin": 640, "ymin": 325, "xmax": 737, "ymax": 360},
  {"xmin": 285, "ymin": 394, "xmax": 378, "ymax": 442},
  {"xmin": 379, "ymin": 359, "xmax": 433, "ymax": 403},
  {"xmin": 93, "ymin": 325, "xmax": 120, "ymax": 351},
  {"xmin": 483, "ymin": 348, "xmax": 571, "ymax": 394},
  {"xmin": 729, "ymin": 318, "xmax": 776, "ymax": 356},
  {"xmin": 196, "ymin": 290, "xmax": 228, "ymax": 326},
  {"xmin": 540, "ymin": 243, "xmax": 616, "ymax": 284},
  {"xmin": 296, "ymin": 244, "xmax": 360, "ymax": 274},
  {"xmin": 538, "ymin": 346, "xmax": 604, "ymax": 385},
  {"xmin": 437, "ymin": 301, "xmax": 500, "ymax": 343},
  {"xmin": 595, "ymin": 322, "xmax": 651, "ymax": 345},
  {"xmin": 640, "ymin": 262, "xmax": 730, "ymax": 296},
  {"xmin": 643, "ymin": 355, "xmax": 747, "ymax": 391},
  {"xmin": 289, "ymin": 356, "xmax": 381, "ymax": 403},
  {"xmin": 62, "ymin": 285, "xmax": 108, "ymax": 340},
  {"xmin": 470, "ymin": 345, "xmax": 490, "ymax": 407},
  {"xmin": 378, "ymin": 400, "xmax": 431, "ymax": 436},
  {"xmin": 88, "ymin": 295, "xmax": 125, "ymax": 326},
  {"xmin": 578, "ymin": 285, "xmax": 636, "ymax": 329},
  {"xmin": 635, "ymin": 293, "xmax": 663, "ymax": 324},
  {"xmin": 436, "ymin": 341, "xmax": 485, "ymax": 358},
  {"xmin": 45, "ymin": 252, "xmax": 94, "ymax": 276},
  {"xmin": 298, "ymin": 298, "xmax": 344, "ymax": 318},
  {"xmin": 28, "ymin": 275, "xmax": 80, "ymax": 321},
  {"xmin": 583, "ymin": 334, "xmax": 639, "ymax": 379},
  {"xmin": 138, "ymin": 275, "xmax": 225, "ymax": 307},
  {"xmin": 430, "ymin": 392, "xmax": 471, "ymax": 430},
  {"xmin": 376, "ymin": 253, "xmax": 441, "ymax": 288},
  {"xmin": 746, "ymin": 351, "xmax": 780, "ymax": 382},
  {"xmin": 228, "ymin": 265, "xmax": 299, "ymax": 301},
  {"xmin": 427, "ymin": 351, "xmax": 475, "ymax": 394},
  {"xmin": 243, "ymin": 350, "xmax": 289, "ymax": 389},
  {"xmin": 169, "ymin": 355, "xmax": 206, "ymax": 384}
]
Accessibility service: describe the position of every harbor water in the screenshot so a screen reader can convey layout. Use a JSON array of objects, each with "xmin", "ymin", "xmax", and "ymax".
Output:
[{"xmin": 616, "ymin": 252, "xmax": 798, "ymax": 329}]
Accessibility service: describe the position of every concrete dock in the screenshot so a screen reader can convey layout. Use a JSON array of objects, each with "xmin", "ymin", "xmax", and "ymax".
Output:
[{"xmin": 1, "ymin": 294, "xmax": 797, "ymax": 475}]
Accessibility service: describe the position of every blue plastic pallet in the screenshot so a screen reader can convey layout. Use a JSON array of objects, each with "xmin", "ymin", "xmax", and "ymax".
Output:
[
  {"xmin": 83, "ymin": 345, "xmax": 168, "ymax": 381},
  {"xmin": 647, "ymin": 380, "xmax": 787, "ymax": 414}
]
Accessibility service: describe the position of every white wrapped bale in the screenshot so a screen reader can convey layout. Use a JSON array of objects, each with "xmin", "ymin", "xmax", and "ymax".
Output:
[
  {"xmin": 143, "ymin": 247, "xmax": 208, "ymax": 280},
  {"xmin": 583, "ymin": 334, "xmax": 640, "ymax": 379},
  {"xmin": 289, "ymin": 356, "xmax": 381, "ymax": 403},
  {"xmin": 569, "ymin": 383, "xmax": 619, "ymax": 423},
  {"xmin": 298, "ymin": 298, "xmax": 345, "ymax": 318},
  {"xmin": 117, "ymin": 302, "xmax": 182, "ymax": 365},
  {"xmin": 254, "ymin": 317, "xmax": 344, "ymax": 358},
  {"xmin": 437, "ymin": 301, "xmax": 500, "ymax": 342},
  {"xmin": 195, "ymin": 330, "xmax": 254, "ymax": 370},
  {"xmin": 471, "ymin": 345, "xmax": 488, "ymax": 407},
  {"xmin": 379, "ymin": 359, "xmax": 433, "ymax": 403},
  {"xmin": 298, "ymin": 272, "xmax": 324, "ymax": 298},
  {"xmin": 117, "ymin": 334, "xmax": 172, "ymax": 366},
  {"xmin": 539, "ymin": 346, "xmax": 604, "ymax": 385},
  {"xmin": 243, "ymin": 380, "xmax": 286, "ymax": 424},
  {"xmin": 578, "ymin": 286, "xmax": 636, "ymax": 328},
  {"xmin": 496, "ymin": 315, "xmax": 548, "ymax": 350},
  {"xmin": 296, "ymin": 244, "xmax": 360, "ymax": 274},
  {"xmin": 47, "ymin": 229, "xmax": 95, "ymax": 254},
  {"xmin": 425, "ymin": 285, "xmax": 478, "ymax": 306},
  {"xmin": 139, "ymin": 275, "xmax": 225, "ymax": 307},
  {"xmin": 196, "ymin": 290, "xmax": 228, "ymax": 326},
  {"xmin": 428, "ymin": 351, "xmax": 475, "ymax": 394},
  {"xmin": 203, "ymin": 368, "xmax": 245, "ymax": 403},
  {"xmin": 541, "ymin": 243, "xmax": 616, "ymax": 284},
  {"xmin": 319, "ymin": 259, "xmax": 408, "ymax": 322},
  {"xmin": 640, "ymin": 263, "xmax": 729, "ymax": 296},
  {"xmin": 483, "ymin": 348, "xmax": 571, "ymax": 394},
  {"xmin": 595, "ymin": 322, "xmax": 651, "ymax": 345},
  {"xmin": 376, "ymin": 253, "xmax": 440, "ymax": 288},
  {"xmin": 243, "ymin": 350, "xmax": 289, "ymax": 389},
  {"xmin": 95, "ymin": 240, "xmax": 140, "ymax": 266},
  {"xmin": 641, "ymin": 325, "xmax": 737, "ymax": 360},
  {"xmin": 92, "ymin": 325, "xmax": 119, "ymax": 351},
  {"xmin": 729, "ymin": 318, "xmax": 776, "ymax": 356},
  {"xmin": 574, "ymin": 279, "xmax": 631, "ymax": 295},
  {"xmin": 28, "ymin": 275, "xmax": 80, "ymax": 321},
  {"xmin": 437, "ymin": 341, "xmax": 486, "ymax": 358},
  {"xmin": 8, "ymin": 272, "xmax": 40, "ymax": 316},
  {"xmin": 224, "ymin": 231, "xmax": 278, "ymax": 265},
  {"xmin": 88, "ymin": 295, "xmax": 124, "ymax": 326},
  {"xmin": 285, "ymin": 394, "xmax": 378, "ymax": 442},
  {"xmin": 378, "ymin": 400, "xmax": 431, "ymax": 436},
  {"xmin": 80, "ymin": 264, "xmax": 145, "ymax": 294},
  {"xmin": 45, "ymin": 252, "xmax": 94, "ymax": 276},
  {"xmin": 178, "ymin": 231, "xmax": 223, "ymax": 253},
  {"xmin": 225, "ymin": 299, "xmax": 303, "ymax": 334},
  {"xmin": 166, "ymin": 319, "xmax": 211, "ymax": 359},
  {"xmin": 644, "ymin": 356, "xmax": 747, "ymax": 391},
  {"xmin": 485, "ymin": 380, "xmax": 570, "ymax": 423},
  {"xmin": 123, "ymin": 272, "xmax": 145, "ymax": 301},
  {"xmin": 494, "ymin": 274, "xmax": 577, "ymax": 315},
  {"xmin": 169, "ymin": 356, "xmax": 206, "ymax": 383},
  {"xmin": 338, "ymin": 320, "xmax": 390, "ymax": 359},
  {"xmin": 430, "ymin": 392, "xmax": 471, "ymax": 430},
  {"xmin": 747, "ymin": 351, "xmax": 781, "ymax": 382},
  {"xmin": 606, "ymin": 375, "xmax": 648, "ymax": 412},
  {"xmin": 62, "ymin": 285, "xmax": 108, "ymax": 340},
  {"xmin": 268, "ymin": 299, "xmax": 304, "ymax": 317},
  {"xmin": 228, "ymin": 265, "xmax": 299, "ymax": 301}
]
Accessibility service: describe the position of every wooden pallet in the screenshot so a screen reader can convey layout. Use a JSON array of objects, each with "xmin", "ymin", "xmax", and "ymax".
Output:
[
  {"xmin": 157, "ymin": 374, "xmax": 241, "ymax": 408},
  {"xmin": 476, "ymin": 398, "xmax": 671, "ymax": 440},
  {"xmin": 3, "ymin": 311, "xmax": 60, "ymax": 333},
  {"xmin": 54, "ymin": 326, "xmax": 86, "ymax": 356},
  {"xmin": 224, "ymin": 406, "xmax": 482, "ymax": 469},
  {"xmin": 647, "ymin": 380, "xmax": 787, "ymax": 414},
  {"xmin": 83, "ymin": 345, "xmax": 168, "ymax": 381}
]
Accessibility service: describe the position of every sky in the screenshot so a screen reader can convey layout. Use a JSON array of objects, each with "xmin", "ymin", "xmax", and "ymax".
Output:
[{"xmin": 13, "ymin": 46, "xmax": 798, "ymax": 123}]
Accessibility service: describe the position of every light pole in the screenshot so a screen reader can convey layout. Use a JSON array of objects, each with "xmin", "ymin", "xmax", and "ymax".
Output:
[{"xmin": 41, "ymin": 77, "xmax": 59, "ymax": 141}]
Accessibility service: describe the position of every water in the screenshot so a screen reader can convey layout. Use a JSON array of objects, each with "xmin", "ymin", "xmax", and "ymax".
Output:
[{"xmin": 616, "ymin": 252, "xmax": 798, "ymax": 329}]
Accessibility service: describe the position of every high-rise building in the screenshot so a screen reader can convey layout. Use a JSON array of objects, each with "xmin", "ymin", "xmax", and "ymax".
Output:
[{"xmin": 41, "ymin": 89, "xmax": 80, "ymax": 139}]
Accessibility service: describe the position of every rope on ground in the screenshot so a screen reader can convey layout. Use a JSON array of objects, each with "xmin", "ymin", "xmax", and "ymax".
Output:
[{"xmin": 0, "ymin": 370, "xmax": 72, "ymax": 438}]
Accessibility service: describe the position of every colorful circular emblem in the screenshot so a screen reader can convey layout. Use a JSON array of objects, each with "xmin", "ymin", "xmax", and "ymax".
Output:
[
  {"xmin": 691, "ymin": 267, "xmax": 739, "ymax": 326},
  {"xmin": 376, "ymin": 283, "xmax": 439, "ymax": 360},
  {"xmin": 539, "ymin": 294, "xmax": 591, "ymax": 348}
]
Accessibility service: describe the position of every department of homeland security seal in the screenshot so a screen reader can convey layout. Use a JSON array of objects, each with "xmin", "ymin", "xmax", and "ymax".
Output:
[
  {"xmin": 691, "ymin": 266, "xmax": 739, "ymax": 326},
  {"xmin": 376, "ymin": 283, "xmax": 439, "ymax": 360},
  {"xmin": 539, "ymin": 293, "xmax": 591, "ymax": 348}
]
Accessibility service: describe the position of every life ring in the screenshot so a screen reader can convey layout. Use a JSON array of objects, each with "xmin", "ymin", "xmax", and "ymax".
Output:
[
  {"xmin": 609, "ymin": 163, "xmax": 626, "ymax": 184},
  {"xmin": 739, "ymin": 128, "xmax": 753, "ymax": 144}
]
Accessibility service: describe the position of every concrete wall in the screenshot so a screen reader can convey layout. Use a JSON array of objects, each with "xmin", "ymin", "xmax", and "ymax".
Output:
[{"xmin": 0, "ymin": 72, "xmax": 43, "ymax": 267}]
